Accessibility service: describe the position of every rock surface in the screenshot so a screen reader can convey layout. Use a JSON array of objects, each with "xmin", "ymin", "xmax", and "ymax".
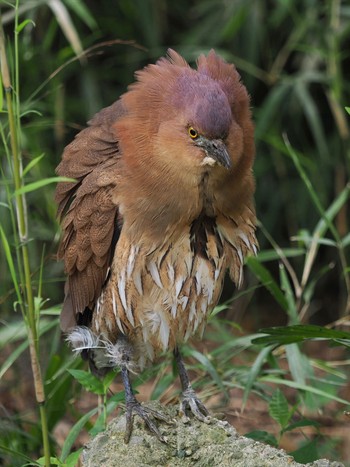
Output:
[{"xmin": 82, "ymin": 402, "xmax": 344, "ymax": 467}]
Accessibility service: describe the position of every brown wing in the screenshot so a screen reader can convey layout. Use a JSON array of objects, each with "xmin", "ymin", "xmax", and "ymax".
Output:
[{"xmin": 55, "ymin": 100, "xmax": 126, "ymax": 331}]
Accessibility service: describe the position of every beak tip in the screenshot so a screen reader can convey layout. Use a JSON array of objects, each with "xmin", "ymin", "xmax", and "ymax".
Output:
[{"xmin": 196, "ymin": 137, "xmax": 232, "ymax": 170}]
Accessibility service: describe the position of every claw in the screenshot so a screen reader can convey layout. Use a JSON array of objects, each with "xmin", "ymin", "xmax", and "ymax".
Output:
[
  {"xmin": 124, "ymin": 397, "xmax": 170, "ymax": 443},
  {"xmin": 174, "ymin": 347, "xmax": 211, "ymax": 423},
  {"xmin": 179, "ymin": 386, "xmax": 210, "ymax": 423},
  {"xmin": 121, "ymin": 366, "xmax": 171, "ymax": 443}
]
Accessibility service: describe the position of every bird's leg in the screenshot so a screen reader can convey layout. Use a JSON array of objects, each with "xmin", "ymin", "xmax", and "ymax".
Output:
[
  {"xmin": 173, "ymin": 347, "xmax": 210, "ymax": 422},
  {"xmin": 120, "ymin": 366, "xmax": 169, "ymax": 443}
]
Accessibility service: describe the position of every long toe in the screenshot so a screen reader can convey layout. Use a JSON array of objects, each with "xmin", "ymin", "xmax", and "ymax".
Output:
[
  {"xmin": 180, "ymin": 387, "xmax": 210, "ymax": 422},
  {"xmin": 124, "ymin": 400, "xmax": 172, "ymax": 443}
]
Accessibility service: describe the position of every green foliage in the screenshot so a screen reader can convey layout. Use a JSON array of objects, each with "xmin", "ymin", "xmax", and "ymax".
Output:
[
  {"xmin": 1, "ymin": 0, "xmax": 349, "ymax": 465},
  {"xmin": 253, "ymin": 325, "xmax": 350, "ymax": 347},
  {"xmin": 246, "ymin": 388, "xmax": 323, "ymax": 463}
]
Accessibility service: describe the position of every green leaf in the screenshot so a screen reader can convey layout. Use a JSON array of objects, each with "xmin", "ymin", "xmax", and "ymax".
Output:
[
  {"xmin": 89, "ymin": 397, "xmax": 121, "ymax": 436},
  {"xmin": 246, "ymin": 257, "xmax": 289, "ymax": 311},
  {"xmin": 61, "ymin": 407, "xmax": 98, "ymax": 461},
  {"xmin": 63, "ymin": 0, "xmax": 98, "ymax": 29},
  {"xmin": 68, "ymin": 369, "xmax": 105, "ymax": 395},
  {"xmin": 290, "ymin": 438, "xmax": 319, "ymax": 463},
  {"xmin": 65, "ymin": 449, "xmax": 83, "ymax": 467},
  {"xmin": 242, "ymin": 345, "xmax": 274, "ymax": 408},
  {"xmin": 22, "ymin": 153, "xmax": 45, "ymax": 176},
  {"xmin": 0, "ymin": 444, "xmax": 39, "ymax": 464},
  {"xmin": 0, "ymin": 319, "xmax": 58, "ymax": 378},
  {"xmin": 187, "ymin": 348, "xmax": 228, "ymax": 398},
  {"xmin": 295, "ymin": 81, "xmax": 329, "ymax": 161},
  {"xmin": 15, "ymin": 19, "xmax": 35, "ymax": 34},
  {"xmin": 0, "ymin": 225, "xmax": 21, "ymax": 304},
  {"xmin": 256, "ymin": 248, "xmax": 305, "ymax": 262},
  {"xmin": 103, "ymin": 370, "xmax": 117, "ymax": 392},
  {"xmin": 284, "ymin": 136, "xmax": 346, "ymax": 243},
  {"xmin": 345, "ymin": 106, "xmax": 350, "ymax": 115},
  {"xmin": 12, "ymin": 177, "xmax": 75, "ymax": 196},
  {"xmin": 244, "ymin": 430, "xmax": 278, "ymax": 447},
  {"xmin": 260, "ymin": 376, "xmax": 350, "ymax": 405},
  {"xmin": 0, "ymin": 72, "xmax": 3, "ymax": 111},
  {"xmin": 312, "ymin": 182, "xmax": 350, "ymax": 241},
  {"xmin": 269, "ymin": 388, "xmax": 290, "ymax": 429},
  {"xmin": 151, "ymin": 373, "xmax": 176, "ymax": 400},
  {"xmin": 279, "ymin": 263, "xmax": 298, "ymax": 323},
  {"xmin": 341, "ymin": 232, "xmax": 350, "ymax": 247},
  {"xmin": 36, "ymin": 457, "xmax": 62, "ymax": 466},
  {"xmin": 285, "ymin": 343, "xmax": 310, "ymax": 386},
  {"xmin": 282, "ymin": 419, "xmax": 319, "ymax": 433},
  {"xmin": 253, "ymin": 325, "xmax": 350, "ymax": 346}
]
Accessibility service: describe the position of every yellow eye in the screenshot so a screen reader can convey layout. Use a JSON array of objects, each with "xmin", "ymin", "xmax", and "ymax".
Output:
[{"xmin": 188, "ymin": 126, "xmax": 199, "ymax": 139}]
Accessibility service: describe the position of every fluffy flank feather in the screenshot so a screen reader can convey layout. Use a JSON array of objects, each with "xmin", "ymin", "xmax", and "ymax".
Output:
[{"xmin": 66, "ymin": 326, "xmax": 100, "ymax": 353}]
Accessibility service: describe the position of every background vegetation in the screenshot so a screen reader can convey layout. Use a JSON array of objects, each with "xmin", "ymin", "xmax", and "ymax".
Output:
[{"xmin": 0, "ymin": 0, "xmax": 349, "ymax": 465}]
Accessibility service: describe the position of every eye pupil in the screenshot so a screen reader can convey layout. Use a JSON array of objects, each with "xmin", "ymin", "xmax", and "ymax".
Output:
[{"xmin": 188, "ymin": 127, "xmax": 198, "ymax": 139}]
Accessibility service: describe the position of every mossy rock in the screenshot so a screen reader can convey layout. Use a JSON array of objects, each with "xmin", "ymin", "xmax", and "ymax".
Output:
[{"xmin": 82, "ymin": 402, "xmax": 344, "ymax": 467}]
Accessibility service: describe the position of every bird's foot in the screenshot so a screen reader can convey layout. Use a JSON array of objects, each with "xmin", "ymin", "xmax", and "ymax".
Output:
[
  {"xmin": 124, "ymin": 396, "xmax": 171, "ymax": 443},
  {"xmin": 179, "ymin": 386, "xmax": 211, "ymax": 423}
]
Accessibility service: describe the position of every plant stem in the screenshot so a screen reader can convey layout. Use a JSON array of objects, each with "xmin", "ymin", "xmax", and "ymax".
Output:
[
  {"xmin": 0, "ymin": 9, "xmax": 51, "ymax": 467},
  {"xmin": 326, "ymin": 0, "xmax": 350, "ymax": 313}
]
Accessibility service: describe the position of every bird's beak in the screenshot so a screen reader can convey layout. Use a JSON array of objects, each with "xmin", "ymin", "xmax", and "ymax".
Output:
[{"xmin": 196, "ymin": 137, "xmax": 232, "ymax": 170}]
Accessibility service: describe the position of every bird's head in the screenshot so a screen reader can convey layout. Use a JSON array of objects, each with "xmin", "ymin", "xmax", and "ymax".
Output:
[
  {"xmin": 115, "ymin": 49, "xmax": 255, "ymax": 226},
  {"xmin": 166, "ymin": 71, "xmax": 234, "ymax": 171},
  {"xmin": 116, "ymin": 49, "xmax": 253, "ymax": 178}
]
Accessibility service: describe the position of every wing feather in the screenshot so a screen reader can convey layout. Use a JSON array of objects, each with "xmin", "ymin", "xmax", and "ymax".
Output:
[{"xmin": 56, "ymin": 100, "xmax": 126, "ymax": 331}]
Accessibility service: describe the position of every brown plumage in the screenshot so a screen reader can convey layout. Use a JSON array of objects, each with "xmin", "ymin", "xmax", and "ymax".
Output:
[{"xmin": 56, "ymin": 49, "xmax": 257, "ymax": 442}]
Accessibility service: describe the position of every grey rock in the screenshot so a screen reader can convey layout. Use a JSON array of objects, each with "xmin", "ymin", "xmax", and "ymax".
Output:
[{"xmin": 82, "ymin": 401, "xmax": 344, "ymax": 467}]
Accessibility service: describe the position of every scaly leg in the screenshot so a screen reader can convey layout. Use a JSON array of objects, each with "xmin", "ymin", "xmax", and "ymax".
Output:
[
  {"xmin": 121, "ymin": 366, "xmax": 170, "ymax": 443},
  {"xmin": 173, "ymin": 347, "xmax": 210, "ymax": 421}
]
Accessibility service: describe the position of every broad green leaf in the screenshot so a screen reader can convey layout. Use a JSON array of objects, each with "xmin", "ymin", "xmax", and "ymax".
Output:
[
  {"xmin": 36, "ymin": 457, "xmax": 61, "ymax": 466},
  {"xmin": 244, "ymin": 430, "xmax": 278, "ymax": 447},
  {"xmin": 269, "ymin": 388, "xmax": 290, "ymax": 428},
  {"xmin": 103, "ymin": 370, "xmax": 117, "ymax": 392},
  {"xmin": 290, "ymin": 438, "xmax": 319, "ymax": 464},
  {"xmin": 282, "ymin": 419, "xmax": 319, "ymax": 433},
  {"xmin": 65, "ymin": 449, "xmax": 83, "ymax": 467},
  {"xmin": 68, "ymin": 369, "xmax": 105, "ymax": 394},
  {"xmin": 345, "ymin": 106, "xmax": 350, "ymax": 115}
]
